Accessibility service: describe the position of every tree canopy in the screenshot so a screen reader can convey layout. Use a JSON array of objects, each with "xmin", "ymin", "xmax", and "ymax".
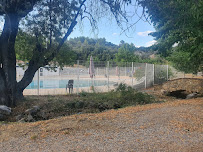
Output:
[
  {"xmin": 138, "ymin": 0, "xmax": 203, "ymax": 73},
  {"xmin": 16, "ymin": 34, "xmax": 162, "ymax": 65}
]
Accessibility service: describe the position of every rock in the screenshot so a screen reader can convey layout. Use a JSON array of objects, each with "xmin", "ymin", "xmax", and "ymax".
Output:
[
  {"xmin": 20, "ymin": 106, "xmax": 47, "ymax": 122},
  {"xmin": 39, "ymin": 111, "xmax": 47, "ymax": 119},
  {"xmin": 34, "ymin": 110, "xmax": 47, "ymax": 120},
  {"xmin": 77, "ymin": 112, "xmax": 83, "ymax": 115},
  {"xmin": 161, "ymin": 89, "xmax": 169, "ymax": 95},
  {"xmin": 18, "ymin": 118, "xmax": 26, "ymax": 123},
  {"xmin": 16, "ymin": 114, "xmax": 24, "ymax": 121},
  {"xmin": 0, "ymin": 105, "xmax": 11, "ymax": 115},
  {"xmin": 186, "ymin": 93, "xmax": 198, "ymax": 99},
  {"xmin": 0, "ymin": 113, "xmax": 6, "ymax": 120},
  {"xmin": 27, "ymin": 114, "xmax": 35, "ymax": 122},
  {"xmin": 25, "ymin": 106, "xmax": 40, "ymax": 115}
]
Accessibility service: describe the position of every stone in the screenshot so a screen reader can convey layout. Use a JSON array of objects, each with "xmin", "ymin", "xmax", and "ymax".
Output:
[
  {"xmin": 25, "ymin": 106, "xmax": 40, "ymax": 115},
  {"xmin": 0, "ymin": 105, "xmax": 11, "ymax": 115},
  {"xmin": 18, "ymin": 118, "xmax": 26, "ymax": 123},
  {"xmin": 186, "ymin": 93, "xmax": 198, "ymax": 99},
  {"xmin": 27, "ymin": 114, "xmax": 35, "ymax": 122},
  {"xmin": 16, "ymin": 114, "xmax": 24, "ymax": 121},
  {"xmin": 161, "ymin": 89, "xmax": 169, "ymax": 95},
  {"xmin": 21, "ymin": 106, "xmax": 47, "ymax": 122},
  {"xmin": 77, "ymin": 112, "xmax": 83, "ymax": 115},
  {"xmin": 39, "ymin": 111, "xmax": 47, "ymax": 119},
  {"xmin": 0, "ymin": 113, "xmax": 6, "ymax": 120}
]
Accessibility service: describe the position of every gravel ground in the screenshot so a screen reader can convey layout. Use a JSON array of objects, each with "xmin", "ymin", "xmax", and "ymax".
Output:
[{"xmin": 0, "ymin": 98, "xmax": 203, "ymax": 152}]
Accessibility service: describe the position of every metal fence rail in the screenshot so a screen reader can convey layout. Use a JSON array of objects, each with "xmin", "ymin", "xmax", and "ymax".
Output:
[{"xmin": 16, "ymin": 60, "xmax": 173, "ymax": 95}]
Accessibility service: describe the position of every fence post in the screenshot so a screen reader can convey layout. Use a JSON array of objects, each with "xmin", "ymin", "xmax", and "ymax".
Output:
[
  {"xmin": 153, "ymin": 64, "xmax": 155, "ymax": 85},
  {"xmin": 131, "ymin": 62, "xmax": 134, "ymax": 87},
  {"xmin": 166, "ymin": 64, "xmax": 169, "ymax": 81},
  {"xmin": 77, "ymin": 60, "xmax": 79, "ymax": 94},
  {"xmin": 37, "ymin": 68, "xmax": 40, "ymax": 95},
  {"xmin": 107, "ymin": 61, "xmax": 109, "ymax": 91},
  {"xmin": 125, "ymin": 62, "xmax": 127, "ymax": 76},
  {"xmin": 145, "ymin": 63, "xmax": 148, "ymax": 89}
]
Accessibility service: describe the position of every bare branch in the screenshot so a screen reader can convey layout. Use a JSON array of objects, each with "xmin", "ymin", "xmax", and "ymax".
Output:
[
  {"xmin": 120, "ymin": 6, "xmax": 145, "ymax": 35},
  {"xmin": 44, "ymin": 0, "xmax": 87, "ymax": 64}
]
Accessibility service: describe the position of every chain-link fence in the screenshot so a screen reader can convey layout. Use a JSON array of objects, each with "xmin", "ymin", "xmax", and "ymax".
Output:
[{"xmin": 16, "ymin": 60, "xmax": 176, "ymax": 95}]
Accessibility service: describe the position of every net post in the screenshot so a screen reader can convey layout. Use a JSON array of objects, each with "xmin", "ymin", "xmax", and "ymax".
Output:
[
  {"xmin": 131, "ymin": 62, "xmax": 134, "ymax": 87},
  {"xmin": 166, "ymin": 64, "xmax": 169, "ymax": 81},
  {"xmin": 77, "ymin": 60, "xmax": 79, "ymax": 95},
  {"xmin": 145, "ymin": 63, "xmax": 148, "ymax": 89},
  {"xmin": 153, "ymin": 64, "xmax": 155, "ymax": 85},
  {"xmin": 107, "ymin": 61, "xmax": 109, "ymax": 91},
  {"xmin": 37, "ymin": 68, "xmax": 40, "ymax": 95},
  {"xmin": 125, "ymin": 62, "xmax": 127, "ymax": 76}
]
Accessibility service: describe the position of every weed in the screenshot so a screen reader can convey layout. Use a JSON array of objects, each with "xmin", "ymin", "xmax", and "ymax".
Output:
[
  {"xmin": 64, "ymin": 131, "xmax": 70, "ymax": 135},
  {"xmin": 30, "ymin": 135, "xmax": 38, "ymax": 140}
]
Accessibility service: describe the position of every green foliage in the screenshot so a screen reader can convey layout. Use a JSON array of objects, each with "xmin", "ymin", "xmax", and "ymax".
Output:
[
  {"xmin": 50, "ymin": 84, "xmax": 158, "ymax": 115},
  {"xmin": 15, "ymin": 30, "xmax": 35, "ymax": 62},
  {"xmin": 67, "ymin": 37, "xmax": 118, "ymax": 62},
  {"xmin": 9, "ymin": 87, "xmax": 159, "ymax": 121},
  {"xmin": 15, "ymin": 32, "xmax": 163, "ymax": 68},
  {"xmin": 15, "ymin": 31, "xmax": 77, "ymax": 67},
  {"xmin": 167, "ymin": 43, "xmax": 203, "ymax": 73},
  {"xmin": 138, "ymin": 0, "xmax": 203, "ymax": 73},
  {"xmin": 66, "ymin": 37, "xmax": 164, "ymax": 65},
  {"xmin": 116, "ymin": 83, "xmax": 129, "ymax": 92},
  {"xmin": 53, "ymin": 44, "xmax": 77, "ymax": 68},
  {"xmin": 139, "ymin": 58, "xmax": 166, "ymax": 65},
  {"xmin": 76, "ymin": 84, "xmax": 158, "ymax": 111},
  {"xmin": 115, "ymin": 43, "xmax": 140, "ymax": 63}
]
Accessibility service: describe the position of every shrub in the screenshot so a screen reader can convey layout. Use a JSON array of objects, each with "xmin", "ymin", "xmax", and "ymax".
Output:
[
  {"xmin": 76, "ymin": 84, "xmax": 158, "ymax": 111},
  {"xmin": 17, "ymin": 86, "xmax": 159, "ymax": 122}
]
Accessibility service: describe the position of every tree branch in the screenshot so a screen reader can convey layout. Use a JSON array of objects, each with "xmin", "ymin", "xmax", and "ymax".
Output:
[{"xmin": 45, "ymin": 0, "xmax": 87, "ymax": 64}]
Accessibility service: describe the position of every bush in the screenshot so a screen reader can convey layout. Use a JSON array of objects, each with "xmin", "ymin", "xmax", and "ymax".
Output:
[
  {"xmin": 77, "ymin": 84, "xmax": 158, "ymax": 111},
  {"xmin": 18, "ymin": 85, "xmax": 159, "ymax": 122}
]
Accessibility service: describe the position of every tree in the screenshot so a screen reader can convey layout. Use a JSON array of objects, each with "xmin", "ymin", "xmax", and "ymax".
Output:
[
  {"xmin": 115, "ymin": 43, "xmax": 139, "ymax": 63},
  {"xmin": 15, "ymin": 31, "xmax": 77, "ymax": 67},
  {"xmin": 0, "ymin": 0, "xmax": 134, "ymax": 107},
  {"xmin": 138, "ymin": 0, "xmax": 203, "ymax": 73},
  {"xmin": 66, "ymin": 36, "xmax": 118, "ymax": 61}
]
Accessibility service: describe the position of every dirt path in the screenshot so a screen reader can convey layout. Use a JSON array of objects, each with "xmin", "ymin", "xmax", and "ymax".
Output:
[{"xmin": 0, "ymin": 98, "xmax": 203, "ymax": 152}]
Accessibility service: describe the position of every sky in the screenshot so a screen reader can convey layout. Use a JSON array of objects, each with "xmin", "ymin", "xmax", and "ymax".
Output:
[
  {"xmin": 0, "ymin": 4, "xmax": 156, "ymax": 48},
  {"xmin": 69, "ymin": 5, "xmax": 156, "ymax": 47}
]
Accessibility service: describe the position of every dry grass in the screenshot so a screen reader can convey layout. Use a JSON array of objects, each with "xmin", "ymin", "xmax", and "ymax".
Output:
[{"xmin": 0, "ymin": 97, "xmax": 202, "ymax": 151}]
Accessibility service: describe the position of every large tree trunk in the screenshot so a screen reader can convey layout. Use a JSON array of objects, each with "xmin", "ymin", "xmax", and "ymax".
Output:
[
  {"xmin": 0, "ymin": 0, "xmax": 50, "ymax": 107},
  {"xmin": 17, "ymin": 59, "xmax": 40, "ymax": 97},
  {"xmin": 0, "ymin": 14, "xmax": 19, "ymax": 107}
]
